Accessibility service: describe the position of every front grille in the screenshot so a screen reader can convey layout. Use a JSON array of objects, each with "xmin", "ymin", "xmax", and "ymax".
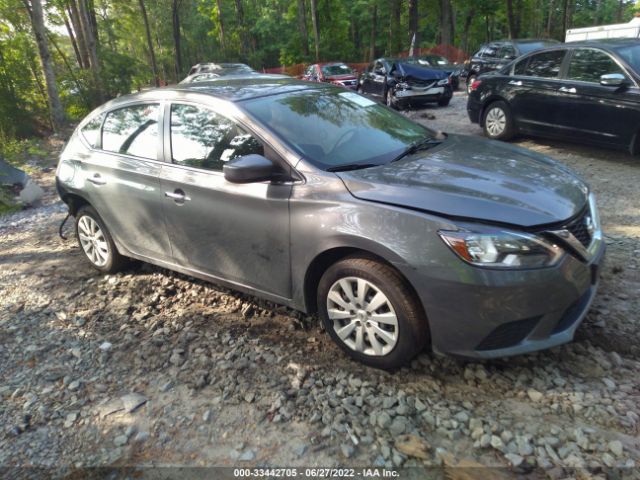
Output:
[
  {"xmin": 408, "ymin": 79, "xmax": 436, "ymax": 88},
  {"xmin": 476, "ymin": 316, "xmax": 541, "ymax": 351},
  {"xmin": 565, "ymin": 210, "xmax": 592, "ymax": 248}
]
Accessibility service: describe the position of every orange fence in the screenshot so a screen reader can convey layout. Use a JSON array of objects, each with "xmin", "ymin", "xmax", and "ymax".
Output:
[{"xmin": 261, "ymin": 44, "xmax": 468, "ymax": 77}]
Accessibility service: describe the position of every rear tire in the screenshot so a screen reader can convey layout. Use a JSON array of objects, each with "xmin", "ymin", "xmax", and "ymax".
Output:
[
  {"xmin": 317, "ymin": 256, "xmax": 429, "ymax": 369},
  {"xmin": 75, "ymin": 206, "xmax": 128, "ymax": 274},
  {"xmin": 482, "ymin": 100, "xmax": 515, "ymax": 141}
]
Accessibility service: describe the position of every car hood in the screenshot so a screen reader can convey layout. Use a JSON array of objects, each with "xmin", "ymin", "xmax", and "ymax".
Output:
[
  {"xmin": 337, "ymin": 134, "xmax": 589, "ymax": 227},
  {"xmin": 393, "ymin": 62, "xmax": 449, "ymax": 80}
]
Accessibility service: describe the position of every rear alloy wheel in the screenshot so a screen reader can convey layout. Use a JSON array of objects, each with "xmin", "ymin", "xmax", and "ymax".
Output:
[
  {"xmin": 482, "ymin": 100, "xmax": 515, "ymax": 141},
  {"xmin": 75, "ymin": 206, "xmax": 127, "ymax": 273},
  {"xmin": 466, "ymin": 75, "xmax": 476, "ymax": 94},
  {"xmin": 318, "ymin": 256, "xmax": 428, "ymax": 369}
]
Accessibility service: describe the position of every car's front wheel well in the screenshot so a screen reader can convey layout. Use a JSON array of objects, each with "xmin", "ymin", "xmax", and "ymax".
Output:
[
  {"xmin": 479, "ymin": 96, "xmax": 508, "ymax": 127},
  {"xmin": 303, "ymin": 247, "xmax": 426, "ymax": 321}
]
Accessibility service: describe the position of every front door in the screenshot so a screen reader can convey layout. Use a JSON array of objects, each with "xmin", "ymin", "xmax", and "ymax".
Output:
[
  {"xmin": 554, "ymin": 48, "xmax": 640, "ymax": 146},
  {"xmin": 159, "ymin": 102, "xmax": 292, "ymax": 298}
]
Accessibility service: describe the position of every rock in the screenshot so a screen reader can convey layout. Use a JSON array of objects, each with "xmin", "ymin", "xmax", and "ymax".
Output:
[
  {"xmin": 490, "ymin": 435, "xmax": 504, "ymax": 450},
  {"xmin": 454, "ymin": 411, "xmax": 469, "ymax": 424},
  {"xmin": 609, "ymin": 352, "xmax": 623, "ymax": 367},
  {"xmin": 114, "ymin": 435, "xmax": 128, "ymax": 447},
  {"xmin": 340, "ymin": 443, "xmax": 355, "ymax": 458},
  {"xmin": 160, "ymin": 381, "xmax": 173, "ymax": 392},
  {"xmin": 389, "ymin": 416, "xmax": 408, "ymax": 436},
  {"xmin": 99, "ymin": 341, "xmax": 112, "ymax": 351},
  {"xmin": 504, "ymin": 453, "xmax": 524, "ymax": 467},
  {"xmin": 97, "ymin": 399, "xmax": 124, "ymax": 418},
  {"xmin": 63, "ymin": 412, "xmax": 78, "ymax": 428},
  {"xmin": 203, "ymin": 410, "xmax": 212, "ymax": 422},
  {"xmin": 480, "ymin": 434, "xmax": 492, "ymax": 448},
  {"xmin": 67, "ymin": 380, "xmax": 81, "ymax": 392},
  {"xmin": 134, "ymin": 431, "xmax": 150, "ymax": 442},
  {"xmin": 376, "ymin": 411, "xmax": 392, "ymax": 429},
  {"xmin": 395, "ymin": 434, "xmax": 430, "ymax": 459},
  {"xmin": 602, "ymin": 378, "xmax": 616, "ymax": 390},
  {"xmin": 239, "ymin": 450, "xmax": 256, "ymax": 461},
  {"xmin": 170, "ymin": 352, "xmax": 185, "ymax": 366},
  {"xmin": 414, "ymin": 398, "xmax": 427, "ymax": 413},
  {"xmin": 527, "ymin": 389, "xmax": 543, "ymax": 402},
  {"xmin": 609, "ymin": 440, "xmax": 623, "ymax": 457},
  {"xmin": 120, "ymin": 393, "xmax": 147, "ymax": 413}
]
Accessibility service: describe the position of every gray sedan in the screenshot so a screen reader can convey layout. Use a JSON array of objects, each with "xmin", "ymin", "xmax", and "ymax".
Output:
[{"xmin": 56, "ymin": 77, "xmax": 605, "ymax": 369}]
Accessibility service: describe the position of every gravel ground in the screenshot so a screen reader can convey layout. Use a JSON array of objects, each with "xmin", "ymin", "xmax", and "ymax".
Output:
[{"xmin": 1, "ymin": 94, "xmax": 639, "ymax": 479}]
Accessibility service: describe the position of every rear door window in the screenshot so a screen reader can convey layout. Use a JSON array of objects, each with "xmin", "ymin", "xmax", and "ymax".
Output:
[
  {"xmin": 567, "ymin": 49, "xmax": 626, "ymax": 83},
  {"xmin": 524, "ymin": 50, "xmax": 566, "ymax": 78},
  {"xmin": 102, "ymin": 104, "xmax": 160, "ymax": 160},
  {"xmin": 170, "ymin": 103, "xmax": 264, "ymax": 172}
]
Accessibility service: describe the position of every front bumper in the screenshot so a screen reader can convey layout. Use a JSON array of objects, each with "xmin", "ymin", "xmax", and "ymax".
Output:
[
  {"xmin": 395, "ymin": 85, "xmax": 452, "ymax": 103},
  {"xmin": 414, "ymin": 235, "xmax": 606, "ymax": 359}
]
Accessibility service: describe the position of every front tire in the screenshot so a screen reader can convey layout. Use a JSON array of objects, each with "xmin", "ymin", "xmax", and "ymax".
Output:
[
  {"xmin": 437, "ymin": 97, "xmax": 451, "ymax": 107},
  {"xmin": 482, "ymin": 100, "xmax": 515, "ymax": 141},
  {"xmin": 75, "ymin": 206, "xmax": 127, "ymax": 273},
  {"xmin": 385, "ymin": 88, "xmax": 399, "ymax": 110},
  {"xmin": 317, "ymin": 256, "xmax": 429, "ymax": 369}
]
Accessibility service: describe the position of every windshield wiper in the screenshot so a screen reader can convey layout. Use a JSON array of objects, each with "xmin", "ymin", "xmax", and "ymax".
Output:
[
  {"xmin": 391, "ymin": 136, "xmax": 443, "ymax": 163},
  {"xmin": 326, "ymin": 163, "xmax": 379, "ymax": 172}
]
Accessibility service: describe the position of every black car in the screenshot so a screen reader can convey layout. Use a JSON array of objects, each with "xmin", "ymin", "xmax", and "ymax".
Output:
[
  {"xmin": 467, "ymin": 39, "xmax": 640, "ymax": 153},
  {"xmin": 406, "ymin": 54, "xmax": 463, "ymax": 90},
  {"xmin": 358, "ymin": 57, "xmax": 453, "ymax": 109},
  {"xmin": 464, "ymin": 39, "xmax": 559, "ymax": 93}
]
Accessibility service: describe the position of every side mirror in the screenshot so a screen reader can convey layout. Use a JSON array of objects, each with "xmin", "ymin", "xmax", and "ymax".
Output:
[
  {"xmin": 223, "ymin": 154, "xmax": 275, "ymax": 184},
  {"xmin": 600, "ymin": 73, "xmax": 625, "ymax": 86}
]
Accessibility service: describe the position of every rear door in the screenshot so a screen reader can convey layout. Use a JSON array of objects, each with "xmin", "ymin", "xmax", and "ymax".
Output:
[
  {"xmin": 79, "ymin": 102, "xmax": 171, "ymax": 260},
  {"xmin": 367, "ymin": 60, "xmax": 388, "ymax": 97},
  {"xmin": 507, "ymin": 49, "xmax": 568, "ymax": 136},
  {"xmin": 554, "ymin": 47, "xmax": 640, "ymax": 146},
  {"xmin": 159, "ymin": 101, "xmax": 292, "ymax": 298}
]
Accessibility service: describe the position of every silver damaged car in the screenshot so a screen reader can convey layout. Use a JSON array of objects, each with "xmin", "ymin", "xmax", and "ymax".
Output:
[{"xmin": 56, "ymin": 77, "xmax": 605, "ymax": 369}]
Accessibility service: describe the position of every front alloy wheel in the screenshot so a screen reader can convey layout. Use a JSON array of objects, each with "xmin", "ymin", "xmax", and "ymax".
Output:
[
  {"xmin": 318, "ymin": 256, "xmax": 429, "ymax": 369},
  {"xmin": 327, "ymin": 277, "xmax": 399, "ymax": 356},
  {"xmin": 385, "ymin": 89, "xmax": 398, "ymax": 110}
]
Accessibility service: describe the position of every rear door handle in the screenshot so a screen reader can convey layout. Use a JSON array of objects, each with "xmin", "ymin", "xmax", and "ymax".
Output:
[
  {"xmin": 508, "ymin": 80, "xmax": 523, "ymax": 86},
  {"xmin": 87, "ymin": 174, "xmax": 106, "ymax": 186},
  {"xmin": 165, "ymin": 189, "xmax": 191, "ymax": 203},
  {"xmin": 558, "ymin": 86, "xmax": 577, "ymax": 93}
]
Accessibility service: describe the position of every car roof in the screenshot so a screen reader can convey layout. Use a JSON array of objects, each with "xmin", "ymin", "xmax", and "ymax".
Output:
[
  {"xmin": 563, "ymin": 38, "xmax": 640, "ymax": 49},
  {"xmin": 104, "ymin": 77, "xmax": 325, "ymax": 109}
]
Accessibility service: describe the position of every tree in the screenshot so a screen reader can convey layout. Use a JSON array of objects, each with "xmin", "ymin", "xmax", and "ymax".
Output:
[
  {"xmin": 297, "ymin": 0, "xmax": 309, "ymax": 57},
  {"xmin": 172, "ymin": 0, "xmax": 183, "ymax": 78},
  {"xmin": 408, "ymin": 0, "xmax": 418, "ymax": 50},
  {"xmin": 440, "ymin": 0, "xmax": 455, "ymax": 46},
  {"xmin": 139, "ymin": 0, "xmax": 159, "ymax": 87},
  {"xmin": 22, "ymin": 0, "xmax": 65, "ymax": 131},
  {"xmin": 310, "ymin": 0, "xmax": 320, "ymax": 62}
]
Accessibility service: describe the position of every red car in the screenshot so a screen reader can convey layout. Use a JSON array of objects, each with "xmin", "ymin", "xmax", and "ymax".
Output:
[{"xmin": 302, "ymin": 62, "xmax": 358, "ymax": 89}]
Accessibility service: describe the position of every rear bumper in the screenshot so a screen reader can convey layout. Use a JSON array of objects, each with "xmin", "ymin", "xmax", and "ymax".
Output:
[
  {"xmin": 467, "ymin": 95, "xmax": 482, "ymax": 124},
  {"xmin": 411, "ymin": 236, "xmax": 606, "ymax": 359}
]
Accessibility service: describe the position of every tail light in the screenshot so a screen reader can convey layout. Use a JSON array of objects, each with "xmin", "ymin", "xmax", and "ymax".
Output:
[{"xmin": 470, "ymin": 80, "xmax": 482, "ymax": 92}]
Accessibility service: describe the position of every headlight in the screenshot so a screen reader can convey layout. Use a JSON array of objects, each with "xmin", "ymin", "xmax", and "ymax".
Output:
[
  {"xmin": 396, "ymin": 82, "xmax": 411, "ymax": 90},
  {"xmin": 438, "ymin": 230, "xmax": 564, "ymax": 269},
  {"xmin": 57, "ymin": 160, "xmax": 77, "ymax": 184}
]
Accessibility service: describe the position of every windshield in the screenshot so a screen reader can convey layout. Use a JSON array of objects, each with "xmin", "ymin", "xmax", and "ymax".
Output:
[
  {"xmin": 613, "ymin": 44, "xmax": 640, "ymax": 73},
  {"xmin": 242, "ymin": 88, "xmax": 434, "ymax": 170},
  {"xmin": 421, "ymin": 55, "xmax": 450, "ymax": 66},
  {"xmin": 517, "ymin": 41, "xmax": 559, "ymax": 54},
  {"xmin": 321, "ymin": 64, "xmax": 354, "ymax": 76}
]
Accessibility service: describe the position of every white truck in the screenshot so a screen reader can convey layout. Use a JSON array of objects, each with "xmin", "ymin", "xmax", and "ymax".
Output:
[{"xmin": 566, "ymin": 16, "xmax": 640, "ymax": 42}]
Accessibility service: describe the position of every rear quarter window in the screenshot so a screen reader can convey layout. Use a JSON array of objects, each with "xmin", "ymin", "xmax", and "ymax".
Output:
[{"xmin": 80, "ymin": 113, "xmax": 105, "ymax": 148}]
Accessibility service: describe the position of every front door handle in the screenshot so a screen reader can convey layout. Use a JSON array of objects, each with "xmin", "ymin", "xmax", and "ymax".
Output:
[
  {"xmin": 508, "ymin": 80, "xmax": 523, "ymax": 86},
  {"xmin": 87, "ymin": 174, "xmax": 106, "ymax": 186},
  {"xmin": 558, "ymin": 86, "xmax": 577, "ymax": 93},
  {"xmin": 165, "ymin": 189, "xmax": 191, "ymax": 203}
]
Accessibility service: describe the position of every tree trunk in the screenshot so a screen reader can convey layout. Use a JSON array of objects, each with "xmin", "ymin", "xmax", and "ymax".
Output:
[
  {"xmin": 297, "ymin": 0, "xmax": 309, "ymax": 57},
  {"xmin": 461, "ymin": 7, "xmax": 475, "ymax": 54},
  {"xmin": 77, "ymin": 0, "xmax": 103, "ymax": 100},
  {"xmin": 23, "ymin": 0, "xmax": 65, "ymax": 131},
  {"xmin": 139, "ymin": 0, "xmax": 160, "ymax": 87},
  {"xmin": 215, "ymin": 0, "xmax": 226, "ymax": 51},
  {"xmin": 369, "ymin": 3, "xmax": 377, "ymax": 61},
  {"xmin": 67, "ymin": 0, "xmax": 89, "ymax": 69},
  {"xmin": 561, "ymin": 0, "xmax": 570, "ymax": 38},
  {"xmin": 389, "ymin": 0, "xmax": 401, "ymax": 55},
  {"xmin": 61, "ymin": 10, "xmax": 83, "ymax": 68},
  {"xmin": 546, "ymin": 0, "xmax": 555, "ymax": 37},
  {"xmin": 506, "ymin": 0, "xmax": 517, "ymax": 38},
  {"xmin": 408, "ymin": 0, "xmax": 418, "ymax": 50},
  {"xmin": 235, "ymin": 0, "xmax": 250, "ymax": 57},
  {"xmin": 172, "ymin": 0, "xmax": 183, "ymax": 80},
  {"xmin": 439, "ymin": 0, "xmax": 454, "ymax": 46},
  {"xmin": 310, "ymin": 0, "xmax": 320, "ymax": 62}
]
